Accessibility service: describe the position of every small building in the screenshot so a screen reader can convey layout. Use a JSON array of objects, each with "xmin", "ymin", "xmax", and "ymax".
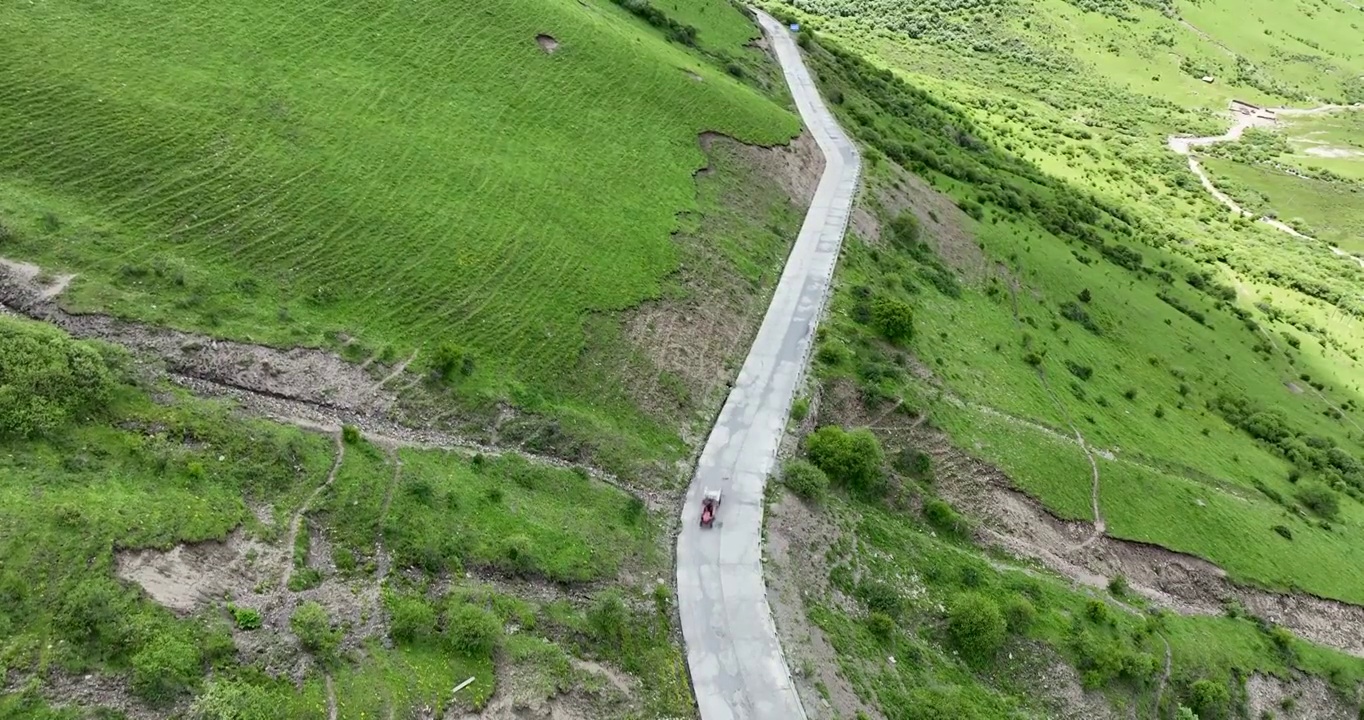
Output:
[{"xmin": 1202, "ymin": 75, "xmax": 1215, "ymax": 83}]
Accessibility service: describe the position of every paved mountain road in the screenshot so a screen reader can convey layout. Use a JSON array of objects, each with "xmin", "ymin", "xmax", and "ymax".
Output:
[{"xmin": 676, "ymin": 10, "xmax": 861, "ymax": 720}]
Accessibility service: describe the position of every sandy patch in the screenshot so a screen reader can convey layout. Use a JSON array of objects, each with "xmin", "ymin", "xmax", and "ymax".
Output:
[
  {"xmin": 117, "ymin": 532, "xmax": 277, "ymax": 612},
  {"xmin": 684, "ymin": 69, "xmax": 704, "ymax": 82},
  {"xmin": 1245, "ymin": 672, "xmax": 1354, "ymax": 719},
  {"xmin": 535, "ymin": 34, "xmax": 559, "ymax": 54},
  {"xmin": 1303, "ymin": 146, "xmax": 1364, "ymax": 158},
  {"xmin": 855, "ymin": 162, "xmax": 985, "ymax": 278}
]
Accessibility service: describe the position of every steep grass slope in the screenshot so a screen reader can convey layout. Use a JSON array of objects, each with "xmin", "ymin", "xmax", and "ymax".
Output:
[
  {"xmin": 752, "ymin": 0, "xmax": 1364, "ymax": 717},
  {"xmin": 0, "ymin": 0, "xmax": 799, "ymax": 470}
]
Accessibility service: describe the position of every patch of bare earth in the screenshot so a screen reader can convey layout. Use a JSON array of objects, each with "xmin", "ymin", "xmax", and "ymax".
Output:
[
  {"xmin": 851, "ymin": 162, "xmax": 987, "ymax": 279},
  {"xmin": 766, "ymin": 489, "xmax": 883, "ymax": 720},
  {"xmin": 618, "ymin": 131, "xmax": 823, "ymax": 436},
  {"xmin": 535, "ymin": 34, "xmax": 559, "ymax": 54},
  {"xmin": 897, "ymin": 414, "xmax": 1364, "ymax": 659},
  {"xmin": 449, "ymin": 655, "xmax": 636, "ymax": 720},
  {"xmin": 1246, "ymin": 672, "xmax": 1356, "ymax": 719}
]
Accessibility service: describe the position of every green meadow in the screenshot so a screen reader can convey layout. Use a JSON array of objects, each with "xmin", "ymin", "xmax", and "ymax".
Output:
[{"xmin": 0, "ymin": 0, "xmax": 799, "ymax": 470}]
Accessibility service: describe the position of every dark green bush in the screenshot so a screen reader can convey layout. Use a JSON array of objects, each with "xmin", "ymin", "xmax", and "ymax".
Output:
[
  {"xmin": 870, "ymin": 296, "xmax": 915, "ymax": 344},
  {"xmin": 1296, "ymin": 482, "xmax": 1339, "ymax": 520},
  {"xmin": 131, "ymin": 631, "xmax": 201, "ymax": 702},
  {"xmin": 782, "ymin": 459, "xmax": 829, "ymax": 503},
  {"xmin": 1002, "ymin": 595, "xmax": 1036, "ymax": 633},
  {"xmin": 290, "ymin": 601, "xmax": 340, "ymax": 658},
  {"xmin": 387, "ymin": 593, "xmax": 437, "ymax": 645},
  {"xmin": 947, "ymin": 592, "xmax": 1005, "ymax": 662},
  {"xmin": 0, "ymin": 317, "xmax": 115, "ymax": 439},
  {"xmin": 1189, "ymin": 678, "xmax": 1231, "ymax": 720},
  {"xmin": 806, "ymin": 426, "xmax": 886, "ymax": 497},
  {"xmin": 923, "ymin": 498, "xmax": 971, "ymax": 538},
  {"xmin": 867, "ymin": 611, "xmax": 896, "ymax": 642},
  {"xmin": 444, "ymin": 603, "xmax": 501, "ymax": 657},
  {"xmin": 1065, "ymin": 360, "xmax": 1094, "ymax": 380},
  {"xmin": 856, "ymin": 580, "xmax": 904, "ymax": 619}
]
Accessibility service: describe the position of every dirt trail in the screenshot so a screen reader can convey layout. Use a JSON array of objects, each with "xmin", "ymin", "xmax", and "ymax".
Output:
[
  {"xmin": 326, "ymin": 674, "xmax": 338, "ymax": 720},
  {"xmin": 1168, "ymin": 106, "xmax": 1364, "ymax": 270},
  {"xmin": 283, "ymin": 434, "xmax": 344, "ymax": 590}
]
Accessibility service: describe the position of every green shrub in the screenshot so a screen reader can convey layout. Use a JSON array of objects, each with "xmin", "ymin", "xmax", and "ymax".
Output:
[
  {"xmin": 341, "ymin": 425, "xmax": 361, "ymax": 444},
  {"xmin": 444, "ymin": 603, "xmax": 501, "ymax": 657},
  {"xmin": 806, "ymin": 426, "xmax": 886, "ymax": 497},
  {"xmin": 870, "ymin": 296, "xmax": 915, "ymax": 344},
  {"xmin": 867, "ymin": 611, "xmax": 896, "ymax": 642},
  {"xmin": 190, "ymin": 679, "xmax": 278, "ymax": 720},
  {"xmin": 0, "ymin": 318, "xmax": 115, "ymax": 439},
  {"xmin": 1296, "ymin": 482, "xmax": 1339, "ymax": 520},
  {"xmin": 888, "ymin": 212, "xmax": 921, "ymax": 249},
  {"xmin": 230, "ymin": 605, "xmax": 262, "ymax": 631},
  {"xmin": 856, "ymin": 581, "xmax": 904, "ymax": 619},
  {"xmin": 290, "ymin": 601, "xmax": 340, "ymax": 658},
  {"xmin": 782, "ymin": 459, "xmax": 829, "ymax": 502},
  {"xmin": 894, "ymin": 448, "xmax": 933, "ymax": 479},
  {"xmin": 790, "ymin": 396, "xmax": 810, "ymax": 422},
  {"xmin": 431, "ymin": 342, "xmax": 475, "ymax": 381},
  {"xmin": 1107, "ymin": 575, "xmax": 1129, "ymax": 597},
  {"xmin": 131, "ymin": 632, "xmax": 201, "ymax": 702},
  {"xmin": 1002, "ymin": 595, "xmax": 1037, "ymax": 633},
  {"xmin": 387, "ymin": 593, "xmax": 437, "ymax": 645},
  {"xmin": 287, "ymin": 567, "xmax": 323, "ymax": 592},
  {"xmin": 1084, "ymin": 599, "xmax": 1112, "ymax": 625},
  {"xmin": 1271, "ymin": 524, "xmax": 1293, "ymax": 540},
  {"xmin": 947, "ymin": 592, "xmax": 1005, "ymax": 662},
  {"xmin": 1189, "ymin": 678, "xmax": 1231, "ymax": 720},
  {"xmin": 923, "ymin": 498, "xmax": 971, "ymax": 537}
]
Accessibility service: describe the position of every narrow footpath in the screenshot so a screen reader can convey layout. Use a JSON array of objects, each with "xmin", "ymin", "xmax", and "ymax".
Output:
[{"xmin": 675, "ymin": 10, "xmax": 861, "ymax": 720}]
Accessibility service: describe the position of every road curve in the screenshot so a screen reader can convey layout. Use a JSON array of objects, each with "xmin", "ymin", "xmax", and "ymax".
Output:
[{"xmin": 676, "ymin": 10, "xmax": 861, "ymax": 720}]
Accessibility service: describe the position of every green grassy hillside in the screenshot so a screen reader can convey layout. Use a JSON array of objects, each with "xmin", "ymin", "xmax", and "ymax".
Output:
[
  {"xmin": 0, "ymin": 316, "xmax": 688, "ymax": 718},
  {"xmin": 0, "ymin": 0, "xmax": 800, "ymax": 472},
  {"xmin": 755, "ymin": 0, "xmax": 1364, "ymax": 717}
]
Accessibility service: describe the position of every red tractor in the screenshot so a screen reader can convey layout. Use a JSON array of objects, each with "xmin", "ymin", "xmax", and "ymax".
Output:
[{"xmin": 699, "ymin": 488, "xmax": 722, "ymax": 528}]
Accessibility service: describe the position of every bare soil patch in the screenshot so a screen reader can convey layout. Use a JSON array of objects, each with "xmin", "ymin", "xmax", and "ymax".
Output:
[
  {"xmin": 853, "ymin": 162, "xmax": 986, "ymax": 278},
  {"xmin": 617, "ymin": 131, "xmax": 822, "ymax": 433},
  {"xmin": 450, "ymin": 654, "xmax": 636, "ymax": 720},
  {"xmin": 116, "ymin": 530, "xmax": 279, "ymax": 613},
  {"xmin": 1303, "ymin": 146, "xmax": 1364, "ymax": 158},
  {"xmin": 907, "ymin": 418, "xmax": 1364, "ymax": 658},
  {"xmin": 0, "ymin": 259, "xmax": 395, "ymax": 414},
  {"xmin": 535, "ymin": 34, "xmax": 559, "ymax": 54},
  {"xmin": 684, "ymin": 69, "xmax": 704, "ymax": 82},
  {"xmin": 1246, "ymin": 672, "xmax": 1355, "ymax": 719},
  {"xmin": 766, "ymin": 492, "xmax": 881, "ymax": 720}
]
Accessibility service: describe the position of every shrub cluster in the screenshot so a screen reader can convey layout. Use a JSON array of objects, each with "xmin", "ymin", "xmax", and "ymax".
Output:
[
  {"xmin": 0, "ymin": 317, "xmax": 115, "ymax": 439},
  {"xmin": 611, "ymin": 0, "xmax": 699, "ymax": 46},
  {"xmin": 805, "ymin": 426, "xmax": 886, "ymax": 497}
]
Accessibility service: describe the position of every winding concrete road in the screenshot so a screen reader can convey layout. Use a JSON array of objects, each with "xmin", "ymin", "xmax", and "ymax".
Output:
[{"xmin": 676, "ymin": 10, "xmax": 861, "ymax": 720}]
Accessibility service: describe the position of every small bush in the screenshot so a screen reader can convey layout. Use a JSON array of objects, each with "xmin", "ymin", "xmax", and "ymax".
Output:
[
  {"xmin": 1189, "ymin": 678, "xmax": 1231, "ymax": 720},
  {"xmin": 806, "ymin": 426, "xmax": 886, "ymax": 497},
  {"xmin": 867, "ymin": 612, "xmax": 896, "ymax": 642},
  {"xmin": 947, "ymin": 593, "xmax": 1006, "ymax": 662},
  {"xmin": 287, "ymin": 567, "xmax": 323, "ymax": 592},
  {"xmin": 1123, "ymin": 388, "xmax": 1138, "ymax": 401},
  {"xmin": 1107, "ymin": 575, "xmax": 1129, "ymax": 597},
  {"xmin": 923, "ymin": 498, "xmax": 970, "ymax": 538},
  {"xmin": 725, "ymin": 62, "xmax": 745, "ymax": 78},
  {"xmin": 387, "ymin": 594, "xmax": 437, "ymax": 645},
  {"xmin": 431, "ymin": 342, "xmax": 476, "ymax": 381},
  {"xmin": 1084, "ymin": 599, "xmax": 1112, "ymax": 625},
  {"xmin": 444, "ymin": 603, "xmax": 501, "ymax": 657},
  {"xmin": 291, "ymin": 601, "xmax": 340, "ymax": 658},
  {"xmin": 1003, "ymin": 595, "xmax": 1037, "ymax": 633},
  {"xmin": 782, "ymin": 459, "xmax": 829, "ymax": 503},
  {"xmin": 0, "ymin": 318, "xmax": 116, "ymax": 439},
  {"xmin": 870, "ymin": 296, "xmax": 915, "ymax": 344},
  {"xmin": 230, "ymin": 605, "xmax": 262, "ymax": 631},
  {"xmin": 790, "ymin": 396, "xmax": 810, "ymax": 422},
  {"xmin": 131, "ymin": 632, "xmax": 200, "ymax": 702},
  {"xmin": 856, "ymin": 581, "xmax": 904, "ymax": 618},
  {"xmin": 1296, "ymin": 482, "xmax": 1339, "ymax": 520},
  {"xmin": 341, "ymin": 425, "xmax": 361, "ymax": 444},
  {"xmin": 1065, "ymin": 360, "xmax": 1094, "ymax": 381},
  {"xmin": 1271, "ymin": 524, "xmax": 1293, "ymax": 540}
]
